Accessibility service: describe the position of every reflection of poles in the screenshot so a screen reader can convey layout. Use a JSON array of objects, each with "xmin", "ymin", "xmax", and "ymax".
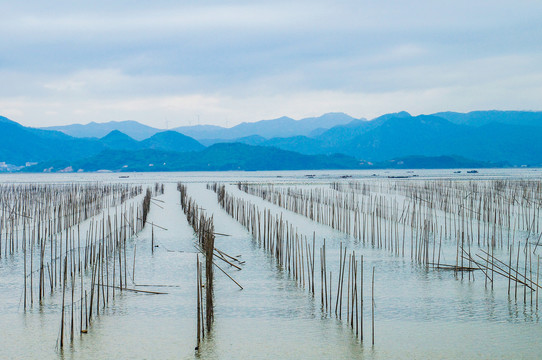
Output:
[
  {"xmin": 372, "ymin": 266, "xmax": 375, "ymax": 346},
  {"xmin": 60, "ymin": 256, "xmax": 67, "ymax": 349},
  {"xmin": 360, "ymin": 255, "xmax": 363, "ymax": 341},
  {"xmin": 132, "ymin": 245, "xmax": 137, "ymax": 283},
  {"xmin": 204, "ymin": 219, "xmax": 215, "ymax": 331},
  {"xmin": 196, "ymin": 255, "xmax": 201, "ymax": 348},
  {"xmin": 24, "ymin": 236, "xmax": 27, "ymax": 310},
  {"xmin": 179, "ymin": 182, "xmax": 218, "ymax": 337},
  {"xmin": 537, "ymin": 255, "xmax": 540, "ymax": 309}
]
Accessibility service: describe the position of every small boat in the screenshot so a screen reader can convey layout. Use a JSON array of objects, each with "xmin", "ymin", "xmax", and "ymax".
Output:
[
  {"xmin": 467, "ymin": 170, "xmax": 478, "ymax": 174},
  {"xmin": 119, "ymin": 175, "xmax": 130, "ymax": 178}
]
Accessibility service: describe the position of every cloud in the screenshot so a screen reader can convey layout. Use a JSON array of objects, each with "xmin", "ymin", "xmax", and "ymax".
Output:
[{"xmin": 0, "ymin": 0, "xmax": 541, "ymax": 127}]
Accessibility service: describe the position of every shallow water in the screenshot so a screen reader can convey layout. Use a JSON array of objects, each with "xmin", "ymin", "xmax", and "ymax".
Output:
[{"xmin": 1, "ymin": 169, "xmax": 542, "ymax": 359}]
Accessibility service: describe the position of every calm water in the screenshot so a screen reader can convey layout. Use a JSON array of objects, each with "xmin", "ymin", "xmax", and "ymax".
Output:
[{"xmin": 1, "ymin": 169, "xmax": 541, "ymax": 359}]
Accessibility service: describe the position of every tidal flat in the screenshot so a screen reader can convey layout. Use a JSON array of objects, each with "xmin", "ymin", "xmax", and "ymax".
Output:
[{"xmin": 1, "ymin": 169, "xmax": 542, "ymax": 359}]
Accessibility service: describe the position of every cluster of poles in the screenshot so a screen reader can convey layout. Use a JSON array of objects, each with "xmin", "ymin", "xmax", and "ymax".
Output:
[
  {"xmin": 237, "ymin": 179, "xmax": 542, "ymax": 306},
  {"xmin": 208, "ymin": 183, "xmax": 376, "ymax": 344},
  {"xmin": 7, "ymin": 177, "xmax": 542, "ymax": 353},
  {"xmin": 0, "ymin": 183, "xmax": 141, "ymax": 257},
  {"xmin": 178, "ymin": 183, "xmax": 216, "ymax": 348},
  {"xmin": 0, "ymin": 182, "xmax": 171, "ymax": 349},
  {"xmin": 178, "ymin": 182, "xmax": 247, "ymax": 350},
  {"xmin": 55, "ymin": 186, "xmax": 156, "ymax": 349}
]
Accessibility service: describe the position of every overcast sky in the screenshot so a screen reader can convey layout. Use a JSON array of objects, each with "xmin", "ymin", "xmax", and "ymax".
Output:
[{"xmin": 1, "ymin": 0, "xmax": 541, "ymax": 128}]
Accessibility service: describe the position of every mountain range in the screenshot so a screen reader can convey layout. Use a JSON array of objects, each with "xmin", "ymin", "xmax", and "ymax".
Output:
[
  {"xmin": 2, "ymin": 110, "xmax": 542, "ymax": 172},
  {"xmin": 27, "ymin": 144, "xmax": 366, "ymax": 172},
  {"xmin": 42, "ymin": 112, "xmax": 357, "ymax": 141},
  {"xmin": 0, "ymin": 116, "xmax": 203, "ymax": 165}
]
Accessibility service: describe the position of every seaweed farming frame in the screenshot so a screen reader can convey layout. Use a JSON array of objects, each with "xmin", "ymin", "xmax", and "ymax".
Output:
[{"xmin": 2, "ymin": 174, "xmax": 542, "ymax": 357}]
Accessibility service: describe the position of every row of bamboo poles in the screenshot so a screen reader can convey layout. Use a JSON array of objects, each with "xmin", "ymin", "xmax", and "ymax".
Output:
[
  {"xmin": 236, "ymin": 179, "xmax": 542, "ymax": 306},
  {"xmin": 0, "ymin": 182, "xmax": 168, "ymax": 349},
  {"xmin": 208, "ymin": 183, "xmax": 376, "ymax": 344},
  {"xmin": 240, "ymin": 179, "xmax": 542, "ymax": 251},
  {"xmin": 178, "ymin": 183, "xmax": 216, "ymax": 348},
  {"xmin": 333, "ymin": 179, "xmax": 542, "ymax": 248},
  {"xmin": 1, "ymin": 183, "xmax": 142, "ymax": 257},
  {"xmin": 17, "ymin": 184, "xmax": 142, "ymax": 308},
  {"xmin": 56, "ymin": 183, "xmax": 166, "ymax": 348}
]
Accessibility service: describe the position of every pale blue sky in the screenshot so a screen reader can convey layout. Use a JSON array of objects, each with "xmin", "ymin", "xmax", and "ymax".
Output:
[{"xmin": 1, "ymin": 0, "xmax": 541, "ymax": 128}]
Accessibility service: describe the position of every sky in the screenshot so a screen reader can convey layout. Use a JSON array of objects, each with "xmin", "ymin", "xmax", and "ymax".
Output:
[{"xmin": 1, "ymin": 0, "xmax": 541, "ymax": 128}]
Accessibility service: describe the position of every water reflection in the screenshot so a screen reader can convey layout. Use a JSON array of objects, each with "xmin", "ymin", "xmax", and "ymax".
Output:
[{"xmin": 1, "ymin": 171, "xmax": 542, "ymax": 359}]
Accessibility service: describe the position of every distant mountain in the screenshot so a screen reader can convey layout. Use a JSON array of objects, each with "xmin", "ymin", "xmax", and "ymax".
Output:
[
  {"xmin": 316, "ymin": 111, "xmax": 411, "ymax": 145},
  {"xmin": 262, "ymin": 136, "xmax": 324, "ymax": 155},
  {"xmin": 42, "ymin": 120, "xmax": 161, "ymax": 140},
  {"xmin": 231, "ymin": 135, "xmax": 268, "ymax": 146},
  {"xmin": 139, "ymin": 130, "xmax": 205, "ymax": 152},
  {"xmin": 383, "ymin": 155, "xmax": 507, "ymax": 169},
  {"xmin": 24, "ymin": 145, "xmax": 501, "ymax": 173},
  {"xmin": 469, "ymin": 122, "xmax": 542, "ymax": 164},
  {"xmin": 41, "ymin": 113, "xmax": 358, "ymax": 142},
  {"xmin": 5, "ymin": 110, "xmax": 542, "ymax": 172},
  {"xmin": 256, "ymin": 111, "xmax": 413, "ymax": 155},
  {"xmin": 168, "ymin": 124, "xmax": 228, "ymax": 140},
  {"xmin": 0, "ymin": 116, "xmax": 204, "ymax": 166},
  {"xmin": 198, "ymin": 135, "xmax": 269, "ymax": 146},
  {"xmin": 339, "ymin": 115, "xmax": 469, "ymax": 161},
  {"xmin": 173, "ymin": 112, "xmax": 358, "ymax": 140},
  {"xmin": 433, "ymin": 110, "xmax": 542, "ymax": 127},
  {"xmin": 26, "ymin": 143, "xmax": 367, "ymax": 172},
  {"xmin": 258, "ymin": 111, "xmax": 542, "ymax": 165},
  {"xmin": 0, "ymin": 116, "xmax": 106, "ymax": 165},
  {"xmin": 181, "ymin": 143, "xmax": 364, "ymax": 171},
  {"xmin": 100, "ymin": 130, "xmax": 141, "ymax": 150},
  {"xmin": 0, "ymin": 116, "xmax": 18, "ymax": 125},
  {"xmin": 99, "ymin": 129, "xmax": 204, "ymax": 153},
  {"xmin": 336, "ymin": 114, "xmax": 542, "ymax": 164}
]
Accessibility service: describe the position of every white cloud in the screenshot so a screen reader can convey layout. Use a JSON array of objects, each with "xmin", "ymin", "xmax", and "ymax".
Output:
[{"xmin": 0, "ymin": 0, "xmax": 541, "ymax": 127}]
